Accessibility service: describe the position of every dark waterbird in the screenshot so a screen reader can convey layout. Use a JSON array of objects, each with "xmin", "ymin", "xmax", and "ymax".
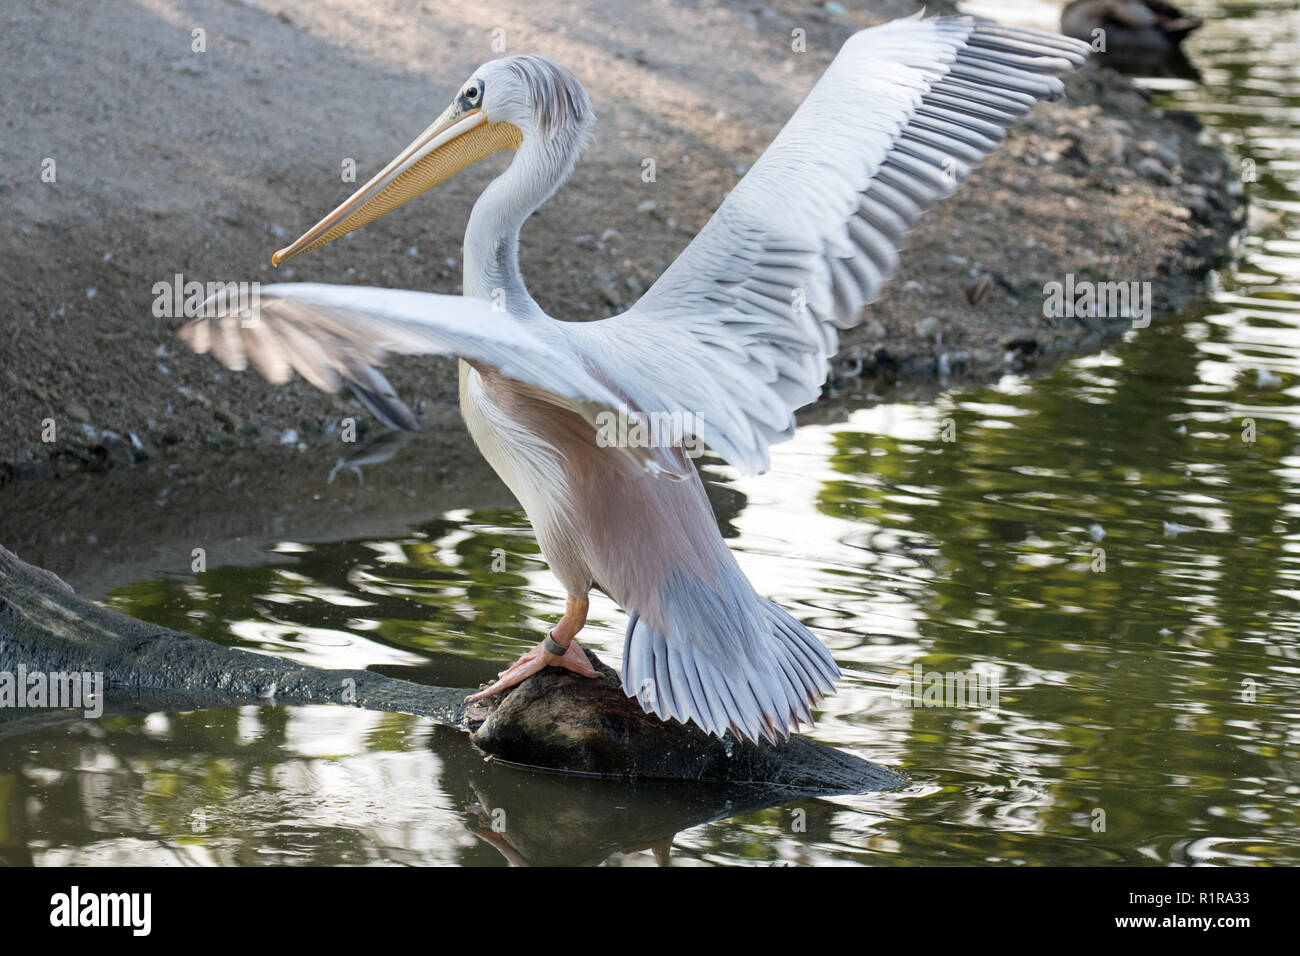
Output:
[{"xmin": 1062, "ymin": 0, "xmax": 1204, "ymax": 77}]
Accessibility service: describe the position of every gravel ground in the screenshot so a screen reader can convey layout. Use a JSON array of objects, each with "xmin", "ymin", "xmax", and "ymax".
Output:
[{"xmin": 0, "ymin": 0, "xmax": 1241, "ymax": 484}]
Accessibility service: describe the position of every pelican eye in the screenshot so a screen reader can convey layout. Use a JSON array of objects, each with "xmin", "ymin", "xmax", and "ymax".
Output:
[{"xmin": 465, "ymin": 86, "xmax": 480, "ymax": 102}]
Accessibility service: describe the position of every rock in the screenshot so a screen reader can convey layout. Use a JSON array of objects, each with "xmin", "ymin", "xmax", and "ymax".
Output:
[
  {"xmin": 4, "ymin": 459, "xmax": 54, "ymax": 482},
  {"xmin": 1141, "ymin": 139, "xmax": 1181, "ymax": 170},
  {"xmin": 1060, "ymin": 137, "xmax": 1090, "ymax": 166},
  {"xmin": 1135, "ymin": 156, "xmax": 1175, "ymax": 186},
  {"xmin": 1003, "ymin": 334, "xmax": 1040, "ymax": 357},
  {"xmin": 966, "ymin": 273, "xmax": 992, "ymax": 305},
  {"xmin": 940, "ymin": 350, "xmax": 970, "ymax": 375},
  {"xmin": 598, "ymin": 281, "xmax": 622, "ymax": 308},
  {"xmin": 1091, "ymin": 130, "xmax": 1127, "ymax": 166},
  {"xmin": 1181, "ymin": 183, "xmax": 1216, "ymax": 223},
  {"xmin": 86, "ymin": 436, "xmax": 135, "ymax": 472},
  {"xmin": 468, "ymin": 651, "xmax": 902, "ymax": 792}
]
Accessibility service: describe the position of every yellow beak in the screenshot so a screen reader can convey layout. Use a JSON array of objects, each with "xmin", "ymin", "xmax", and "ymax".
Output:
[{"xmin": 271, "ymin": 105, "xmax": 522, "ymax": 266}]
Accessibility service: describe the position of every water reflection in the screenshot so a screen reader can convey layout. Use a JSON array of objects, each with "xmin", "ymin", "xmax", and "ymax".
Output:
[{"xmin": 0, "ymin": 704, "xmax": 865, "ymax": 867}]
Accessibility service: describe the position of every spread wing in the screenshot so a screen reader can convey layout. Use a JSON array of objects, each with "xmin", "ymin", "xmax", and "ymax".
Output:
[
  {"xmin": 559, "ymin": 15, "xmax": 1090, "ymax": 473},
  {"xmin": 178, "ymin": 283, "xmax": 623, "ymax": 431},
  {"xmin": 179, "ymin": 15, "xmax": 1088, "ymax": 478}
]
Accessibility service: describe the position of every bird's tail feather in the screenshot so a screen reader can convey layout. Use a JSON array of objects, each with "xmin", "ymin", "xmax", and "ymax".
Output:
[{"xmin": 620, "ymin": 600, "xmax": 839, "ymax": 744}]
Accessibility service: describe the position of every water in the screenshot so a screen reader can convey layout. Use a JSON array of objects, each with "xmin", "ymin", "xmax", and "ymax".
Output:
[{"xmin": 4, "ymin": 1, "xmax": 1300, "ymax": 865}]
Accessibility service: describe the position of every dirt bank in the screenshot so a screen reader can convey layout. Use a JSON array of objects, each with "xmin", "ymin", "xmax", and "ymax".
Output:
[{"xmin": 0, "ymin": 0, "xmax": 1241, "ymax": 486}]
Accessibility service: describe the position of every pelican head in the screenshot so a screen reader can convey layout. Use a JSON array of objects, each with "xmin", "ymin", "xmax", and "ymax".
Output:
[{"xmin": 271, "ymin": 54, "xmax": 594, "ymax": 267}]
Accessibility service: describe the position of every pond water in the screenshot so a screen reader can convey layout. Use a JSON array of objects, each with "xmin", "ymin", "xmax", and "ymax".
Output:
[{"xmin": 4, "ymin": 0, "xmax": 1299, "ymax": 866}]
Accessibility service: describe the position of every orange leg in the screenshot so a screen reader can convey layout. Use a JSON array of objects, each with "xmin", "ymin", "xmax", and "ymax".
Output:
[{"xmin": 467, "ymin": 595, "xmax": 597, "ymax": 701}]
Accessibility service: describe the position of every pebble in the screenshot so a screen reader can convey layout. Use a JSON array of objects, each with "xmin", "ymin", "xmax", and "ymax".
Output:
[
  {"xmin": 1141, "ymin": 139, "xmax": 1181, "ymax": 170},
  {"xmin": 1135, "ymin": 157, "xmax": 1175, "ymax": 186}
]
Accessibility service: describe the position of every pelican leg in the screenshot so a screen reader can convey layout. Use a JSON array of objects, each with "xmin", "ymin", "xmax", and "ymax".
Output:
[{"xmin": 466, "ymin": 595, "xmax": 598, "ymax": 701}]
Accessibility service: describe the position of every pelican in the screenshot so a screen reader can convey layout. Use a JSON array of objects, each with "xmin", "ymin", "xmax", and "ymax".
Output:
[{"xmin": 180, "ymin": 15, "xmax": 1089, "ymax": 743}]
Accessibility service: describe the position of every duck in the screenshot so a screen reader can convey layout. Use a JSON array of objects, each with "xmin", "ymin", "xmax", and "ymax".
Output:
[{"xmin": 1062, "ymin": 0, "xmax": 1203, "ymax": 75}]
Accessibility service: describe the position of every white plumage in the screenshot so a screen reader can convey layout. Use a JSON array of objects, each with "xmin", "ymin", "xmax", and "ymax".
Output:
[{"xmin": 180, "ymin": 15, "xmax": 1090, "ymax": 742}]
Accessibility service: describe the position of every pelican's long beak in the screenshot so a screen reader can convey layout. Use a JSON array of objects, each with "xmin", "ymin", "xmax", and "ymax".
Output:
[{"xmin": 271, "ymin": 105, "xmax": 522, "ymax": 266}]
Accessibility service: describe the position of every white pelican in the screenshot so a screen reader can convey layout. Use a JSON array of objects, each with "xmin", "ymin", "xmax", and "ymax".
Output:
[{"xmin": 180, "ymin": 15, "xmax": 1089, "ymax": 743}]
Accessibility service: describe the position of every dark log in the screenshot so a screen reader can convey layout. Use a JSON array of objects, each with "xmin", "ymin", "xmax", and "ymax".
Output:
[
  {"xmin": 0, "ymin": 543, "xmax": 902, "ymax": 795},
  {"xmin": 0, "ymin": 544, "xmax": 466, "ymax": 722}
]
